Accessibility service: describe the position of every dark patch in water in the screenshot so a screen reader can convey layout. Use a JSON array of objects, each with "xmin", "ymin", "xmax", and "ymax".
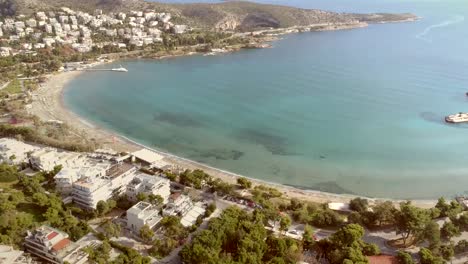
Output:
[
  {"xmin": 269, "ymin": 165, "xmax": 281, "ymax": 176},
  {"xmin": 235, "ymin": 128, "xmax": 292, "ymax": 155},
  {"xmin": 285, "ymin": 181, "xmax": 355, "ymax": 195},
  {"xmin": 154, "ymin": 111, "xmax": 203, "ymax": 127},
  {"xmin": 197, "ymin": 149, "xmax": 244, "ymax": 161},
  {"xmin": 420, "ymin": 112, "xmax": 468, "ymax": 129}
]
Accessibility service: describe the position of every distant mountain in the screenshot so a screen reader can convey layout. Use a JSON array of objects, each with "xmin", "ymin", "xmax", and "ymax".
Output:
[{"xmin": 5, "ymin": 0, "xmax": 418, "ymax": 31}]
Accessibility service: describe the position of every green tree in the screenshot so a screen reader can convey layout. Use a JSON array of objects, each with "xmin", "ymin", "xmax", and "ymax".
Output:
[
  {"xmin": 441, "ymin": 221, "xmax": 461, "ymax": 240},
  {"xmin": 436, "ymin": 198, "xmax": 462, "ymax": 218},
  {"xmin": 397, "ymin": 251, "xmax": 415, "ymax": 264},
  {"xmin": 455, "ymin": 239, "xmax": 468, "ymax": 254},
  {"xmin": 136, "ymin": 192, "xmax": 148, "ymax": 202},
  {"xmin": 363, "ymin": 243, "xmax": 380, "ymax": 256},
  {"xmin": 439, "ymin": 244, "xmax": 454, "ymax": 262},
  {"xmin": 419, "ymin": 248, "xmax": 445, "ymax": 264},
  {"xmin": 316, "ymin": 224, "xmax": 371, "ymax": 264},
  {"xmin": 396, "ymin": 202, "xmax": 431, "ymax": 246},
  {"xmin": 149, "ymin": 238, "xmax": 179, "ymax": 259},
  {"xmin": 422, "ymin": 221, "xmax": 441, "ymax": 250},
  {"xmin": 139, "ymin": 225, "xmax": 154, "ymax": 243},
  {"xmin": 102, "ymin": 220, "xmax": 121, "ymax": 238},
  {"xmin": 350, "ymin": 198, "xmax": 369, "ymax": 213},
  {"xmin": 237, "ymin": 177, "xmax": 252, "ymax": 189},
  {"xmin": 279, "ymin": 214, "xmax": 291, "ymax": 234},
  {"xmin": 33, "ymin": 192, "xmax": 49, "ymax": 207},
  {"xmin": 148, "ymin": 194, "xmax": 163, "ymax": 206},
  {"xmin": 96, "ymin": 200, "xmax": 109, "ymax": 216},
  {"xmin": 302, "ymin": 225, "xmax": 315, "ymax": 251},
  {"xmin": 372, "ymin": 201, "xmax": 397, "ymax": 226}
]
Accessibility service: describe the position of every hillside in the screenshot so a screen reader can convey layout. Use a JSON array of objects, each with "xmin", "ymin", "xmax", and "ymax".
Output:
[{"xmin": 4, "ymin": 0, "xmax": 418, "ymax": 31}]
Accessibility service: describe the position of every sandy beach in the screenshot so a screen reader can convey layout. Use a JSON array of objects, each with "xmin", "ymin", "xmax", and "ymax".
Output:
[{"xmin": 29, "ymin": 66, "xmax": 437, "ymax": 209}]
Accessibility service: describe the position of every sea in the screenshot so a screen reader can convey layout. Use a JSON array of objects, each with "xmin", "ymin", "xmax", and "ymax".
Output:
[{"xmin": 64, "ymin": 0, "xmax": 468, "ymax": 199}]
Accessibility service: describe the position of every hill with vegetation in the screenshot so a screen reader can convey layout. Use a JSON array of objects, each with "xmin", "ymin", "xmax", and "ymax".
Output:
[{"xmin": 5, "ymin": 0, "xmax": 418, "ymax": 31}]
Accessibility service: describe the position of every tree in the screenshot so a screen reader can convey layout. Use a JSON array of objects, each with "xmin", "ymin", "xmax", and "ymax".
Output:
[
  {"xmin": 455, "ymin": 239, "xmax": 468, "ymax": 254},
  {"xmin": 33, "ymin": 192, "xmax": 49, "ymax": 207},
  {"xmin": 372, "ymin": 201, "xmax": 397, "ymax": 226},
  {"xmin": 149, "ymin": 238, "xmax": 179, "ymax": 259},
  {"xmin": 439, "ymin": 244, "xmax": 454, "ymax": 261},
  {"xmin": 237, "ymin": 177, "xmax": 252, "ymax": 189},
  {"xmin": 139, "ymin": 225, "xmax": 154, "ymax": 243},
  {"xmin": 363, "ymin": 243, "xmax": 380, "ymax": 256},
  {"xmin": 396, "ymin": 202, "xmax": 431, "ymax": 246},
  {"xmin": 436, "ymin": 198, "xmax": 462, "ymax": 218},
  {"xmin": 397, "ymin": 251, "xmax": 415, "ymax": 264},
  {"xmin": 302, "ymin": 225, "xmax": 315, "ymax": 251},
  {"xmin": 148, "ymin": 194, "xmax": 163, "ymax": 206},
  {"xmin": 419, "ymin": 248, "xmax": 444, "ymax": 264},
  {"xmin": 136, "ymin": 192, "xmax": 148, "ymax": 202},
  {"xmin": 204, "ymin": 203, "xmax": 216, "ymax": 218},
  {"xmin": 102, "ymin": 220, "xmax": 121, "ymax": 238},
  {"xmin": 279, "ymin": 214, "xmax": 291, "ymax": 234},
  {"xmin": 96, "ymin": 201, "xmax": 109, "ymax": 216},
  {"xmin": 349, "ymin": 198, "xmax": 368, "ymax": 213},
  {"xmin": 435, "ymin": 198, "xmax": 450, "ymax": 217},
  {"xmin": 441, "ymin": 221, "xmax": 461, "ymax": 240},
  {"xmin": 422, "ymin": 221, "xmax": 441, "ymax": 250}
]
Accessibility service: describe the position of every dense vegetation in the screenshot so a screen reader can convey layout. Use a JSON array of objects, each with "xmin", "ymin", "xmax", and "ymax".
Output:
[{"xmin": 0, "ymin": 164, "xmax": 90, "ymax": 246}]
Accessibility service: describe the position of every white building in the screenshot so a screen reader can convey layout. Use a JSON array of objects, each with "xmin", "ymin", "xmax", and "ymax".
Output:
[
  {"xmin": 30, "ymin": 148, "xmax": 87, "ymax": 172},
  {"xmin": 126, "ymin": 173, "xmax": 170, "ymax": 202},
  {"xmin": 172, "ymin": 25, "xmax": 187, "ymax": 34},
  {"xmin": 0, "ymin": 245, "xmax": 32, "ymax": 263},
  {"xmin": 55, "ymin": 161, "xmax": 110, "ymax": 195},
  {"xmin": 26, "ymin": 19, "xmax": 37, "ymax": 28},
  {"xmin": 0, "ymin": 138, "xmax": 38, "ymax": 164},
  {"xmin": 72, "ymin": 163, "xmax": 136, "ymax": 209},
  {"xmin": 0, "ymin": 47, "xmax": 12, "ymax": 57},
  {"xmin": 163, "ymin": 193, "xmax": 206, "ymax": 227},
  {"xmin": 127, "ymin": 201, "xmax": 162, "ymax": 233},
  {"xmin": 24, "ymin": 225, "xmax": 88, "ymax": 264}
]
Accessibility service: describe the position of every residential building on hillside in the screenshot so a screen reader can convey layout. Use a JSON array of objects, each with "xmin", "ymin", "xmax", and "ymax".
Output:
[
  {"xmin": 0, "ymin": 138, "xmax": 38, "ymax": 165},
  {"xmin": 72, "ymin": 163, "xmax": 136, "ymax": 209},
  {"xmin": 127, "ymin": 201, "xmax": 162, "ymax": 233},
  {"xmin": 126, "ymin": 173, "xmax": 171, "ymax": 202},
  {"xmin": 24, "ymin": 225, "xmax": 88, "ymax": 264}
]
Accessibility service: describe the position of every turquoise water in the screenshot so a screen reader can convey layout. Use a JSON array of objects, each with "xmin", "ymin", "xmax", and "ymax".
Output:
[{"xmin": 65, "ymin": 0, "xmax": 468, "ymax": 199}]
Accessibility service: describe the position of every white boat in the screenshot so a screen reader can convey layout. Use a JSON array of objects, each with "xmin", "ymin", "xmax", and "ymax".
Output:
[
  {"xmin": 445, "ymin": 112, "xmax": 468, "ymax": 123},
  {"xmin": 111, "ymin": 65, "xmax": 128, "ymax": 72}
]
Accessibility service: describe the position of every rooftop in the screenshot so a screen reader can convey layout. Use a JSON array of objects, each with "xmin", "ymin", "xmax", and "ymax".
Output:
[
  {"xmin": 106, "ymin": 162, "xmax": 135, "ymax": 179},
  {"xmin": 367, "ymin": 255, "xmax": 399, "ymax": 264},
  {"xmin": 0, "ymin": 245, "xmax": 29, "ymax": 264},
  {"xmin": 132, "ymin": 148, "xmax": 164, "ymax": 164}
]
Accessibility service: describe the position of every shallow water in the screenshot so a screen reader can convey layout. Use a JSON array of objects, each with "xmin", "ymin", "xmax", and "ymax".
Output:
[{"xmin": 65, "ymin": 0, "xmax": 468, "ymax": 199}]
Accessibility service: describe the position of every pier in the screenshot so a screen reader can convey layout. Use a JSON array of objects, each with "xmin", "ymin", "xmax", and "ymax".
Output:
[{"xmin": 79, "ymin": 67, "xmax": 128, "ymax": 73}]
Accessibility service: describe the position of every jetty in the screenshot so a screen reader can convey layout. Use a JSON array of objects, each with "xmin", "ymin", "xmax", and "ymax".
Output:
[{"xmin": 79, "ymin": 66, "xmax": 128, "ymax": 72}]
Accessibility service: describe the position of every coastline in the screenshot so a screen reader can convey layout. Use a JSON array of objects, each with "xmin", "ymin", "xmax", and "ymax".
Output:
[
  {"xmin": 30, "ymin": 67, "xmax": 436, "ymax": 209},
  {"xmin": 29, "ymin": 16, "xmax": 437, "ymax": 208}
]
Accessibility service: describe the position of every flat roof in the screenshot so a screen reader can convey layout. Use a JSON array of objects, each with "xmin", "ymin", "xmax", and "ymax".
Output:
[
  {"xmin": 132, "ymin": 149, "xmax": 163, "ymax": 164},
  {"xmin": 106, "ymin": 163, "xmax": 134, "ymax": 178}
]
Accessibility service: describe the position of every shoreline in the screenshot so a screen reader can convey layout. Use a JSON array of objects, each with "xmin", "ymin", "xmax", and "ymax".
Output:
[
  {"xmin": 30, "ymin": 65, "xmax": 437, "ymax": 209},
  {"xmin": 29, "ymin": 19, "xmax": 437, "ymax": 208}
]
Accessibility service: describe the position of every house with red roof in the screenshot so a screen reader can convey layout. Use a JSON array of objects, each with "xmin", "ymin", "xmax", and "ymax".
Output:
[
  {"xmin": 367, "ymin": 255, "xmax": 400, "ymax": 264},
  {"xmin": 24, "ymin": 225, "xmax": 88, "ymax": 264}
]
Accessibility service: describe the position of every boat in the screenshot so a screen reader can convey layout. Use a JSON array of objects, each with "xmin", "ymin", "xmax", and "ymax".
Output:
[
  {"xmin": 445, "ymin": 112, "xmax": 468, "ymax": 123},
  {"xmin": 111, "ymin": 65, "xmax": 128, "ymax": 72}
]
